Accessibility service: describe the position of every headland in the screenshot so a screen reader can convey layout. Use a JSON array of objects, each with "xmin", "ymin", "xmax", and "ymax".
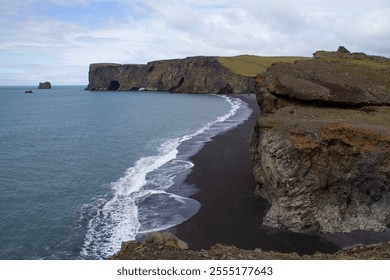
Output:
[{"xmin": 86, "ymin": 47, "xmax": 390, "ymax": 259}]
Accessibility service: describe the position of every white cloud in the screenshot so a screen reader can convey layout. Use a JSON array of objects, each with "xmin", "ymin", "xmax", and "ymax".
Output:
[{"xmin": 0, "ymin": 0, "xmax": 389, "ymax": 85}]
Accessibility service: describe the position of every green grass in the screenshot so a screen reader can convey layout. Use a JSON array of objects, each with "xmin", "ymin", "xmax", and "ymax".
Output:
[
  {"xmin": 314, "ymin": 51, "xmax": 390, "ymax": 69},
  {"xmin": 290, "ymin": 105, "xmax": 390, "ymax": 127},
  {"xmin": 217, "ymin": 55, "xmax": 309, "ymax": 77}
]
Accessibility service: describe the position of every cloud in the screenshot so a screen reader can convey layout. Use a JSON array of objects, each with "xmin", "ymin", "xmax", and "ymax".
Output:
[{"xmin": 0, "ymin": 0, "xmax": 389, "ymax": 85}]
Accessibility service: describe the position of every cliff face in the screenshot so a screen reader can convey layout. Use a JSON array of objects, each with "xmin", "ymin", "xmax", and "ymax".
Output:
[
  {"xmin": 250, "ymin": 48, "xmax": 390, "ymax": 233},
  {"xmin": 86, "ymin": 56, "xmax": 255, "ymax": 94}
]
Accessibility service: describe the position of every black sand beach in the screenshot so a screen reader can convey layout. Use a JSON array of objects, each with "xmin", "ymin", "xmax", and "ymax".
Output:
[{"xmin": 174, "ymin": 94, "xmax": 341, "ymax": 255}]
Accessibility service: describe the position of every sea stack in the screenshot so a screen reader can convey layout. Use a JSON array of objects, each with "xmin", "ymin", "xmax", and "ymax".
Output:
[{"xmin": 38, "ymin": 81, "xmax": 52, "ymax": 89}]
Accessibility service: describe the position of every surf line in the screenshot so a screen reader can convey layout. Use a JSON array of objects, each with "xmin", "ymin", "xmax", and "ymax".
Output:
[{"xmin": 80, "ymin": 95, "xmax": 252, "ymax": 259}]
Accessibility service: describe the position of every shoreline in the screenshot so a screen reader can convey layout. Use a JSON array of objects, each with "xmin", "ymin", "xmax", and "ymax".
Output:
[
  {"xmin": 172, "ymin": 93, "xmax": 390, "ymax": 254},
  {"xmin": 173, "ymin": 94, "xmax": 340, "ymax": 255}
]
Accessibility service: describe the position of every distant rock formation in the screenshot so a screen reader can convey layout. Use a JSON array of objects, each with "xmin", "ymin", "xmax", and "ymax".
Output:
[
  {"xmin": 38, "ymin": 82, "xmax": 51, "ymax": 89},
  {"xmin": 86, "ymin": 56, "xmax": 255, "ymax": 94},
  {"xmin": 250, "ymin": 47, "xmax": 390, "ymax": 233}
]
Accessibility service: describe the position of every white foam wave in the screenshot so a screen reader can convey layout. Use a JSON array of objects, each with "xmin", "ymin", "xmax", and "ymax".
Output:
[
  {"xmin": 80, "ymin": 95, "xmax": 252, "ymax": 259},
  {"xmin": 146, "ymin": 159, "xmax": 194, "ymax": 191},
  {"xmin": 112, "ymin": 138, "xmax": 180, "ymax": 196},
  {"xmin": 80, "ymin": 138, "xmax": 182, "ymax": 259}
]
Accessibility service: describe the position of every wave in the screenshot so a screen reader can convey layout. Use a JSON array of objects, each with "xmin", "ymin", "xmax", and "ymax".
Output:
[{"xmin": 80, "ymin": 95, "xmax": 252, "ymax": 259}]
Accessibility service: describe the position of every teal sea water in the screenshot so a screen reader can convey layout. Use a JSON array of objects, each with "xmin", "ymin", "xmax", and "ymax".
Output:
[{"xmin": 0, "ymin": 86, "xmax": 251, "ymax": 259}]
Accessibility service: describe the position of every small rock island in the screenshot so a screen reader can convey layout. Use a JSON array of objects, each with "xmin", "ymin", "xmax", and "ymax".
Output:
[{"xmin": 38, "ymin": 81, "xmax": 52, "ymax": 89}]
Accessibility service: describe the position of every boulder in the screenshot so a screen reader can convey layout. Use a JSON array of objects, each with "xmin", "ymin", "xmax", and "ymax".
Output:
[{"xmin": 144, "ymin": 231, "xmax": 189, "ymax": 250}]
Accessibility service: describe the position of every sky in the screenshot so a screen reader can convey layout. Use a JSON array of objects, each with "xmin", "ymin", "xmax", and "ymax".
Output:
[{"xmin": 0, "ymin": 0, "xmax": 389, "ymax": 85}]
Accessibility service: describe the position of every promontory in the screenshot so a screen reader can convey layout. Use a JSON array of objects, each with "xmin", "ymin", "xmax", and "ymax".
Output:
[{"xmin": 86, "ymin": 56, "xmax": 258, "ymax": 93}]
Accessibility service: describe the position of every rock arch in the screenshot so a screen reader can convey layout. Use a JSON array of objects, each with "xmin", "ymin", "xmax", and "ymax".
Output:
[{"xmin": 108, "ymin": 80, "xmax": 120, "ymax": 90}]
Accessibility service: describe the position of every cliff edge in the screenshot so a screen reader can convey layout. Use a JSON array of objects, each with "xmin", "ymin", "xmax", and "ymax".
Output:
[
  {"xmin": 250, "ymin": 47, "xmax": 390, "ymax": 233},
  {"xmin": 86, "ymin": 56, "xmax": 255, "ymax": 94},
  {"xmin": 110, "ymin": 231, "xmax": 390, "ymax": 260}
]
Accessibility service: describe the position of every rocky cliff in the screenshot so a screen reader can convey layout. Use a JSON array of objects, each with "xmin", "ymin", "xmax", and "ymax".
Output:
[
  {"xmin": 250, "ymin": 47, "xmax": 390, "ymax": 233},
  {"xmin": 86, "ymin": 56, "xmax": 255, "ymax": 94},
  {"xmin": 110, "ymin": 231, "xmax": 390, "ymax": 260}
]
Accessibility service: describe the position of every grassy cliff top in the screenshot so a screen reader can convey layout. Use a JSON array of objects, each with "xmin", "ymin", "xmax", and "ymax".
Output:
[{"xmin": 218, "ymin": 55, "xmax": 309, "ymax": 77}]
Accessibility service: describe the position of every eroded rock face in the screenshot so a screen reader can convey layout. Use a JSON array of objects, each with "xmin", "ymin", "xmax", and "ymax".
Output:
[
  {"xmin": 86, "ymin": 57, "xmax": 255, "ymax": 94},
  {"xmin": 250, "ymin": 48, "xmax": 390, "ymax": 233}
]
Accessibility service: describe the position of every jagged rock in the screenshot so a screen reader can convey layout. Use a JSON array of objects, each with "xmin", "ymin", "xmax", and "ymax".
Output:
[
  {"xmin": 86, "ymin": 57, "xmax": 255, "ymax": 94},
  {"xmin": 337, "ymin": 46, "xmax": 350, "ymax": 53},
  {"xmin": 38, "ymin": 81, "xmax": 51, "ymax": 89},
  {"xmin": 251, "ymin": 49, "xmax": 390, "ymax": 233}
]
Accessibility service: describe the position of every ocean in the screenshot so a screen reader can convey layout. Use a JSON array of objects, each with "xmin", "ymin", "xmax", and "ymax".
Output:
[{"xmin": 0, "ymin": 86, "xmax": 251, "ymax": 259}]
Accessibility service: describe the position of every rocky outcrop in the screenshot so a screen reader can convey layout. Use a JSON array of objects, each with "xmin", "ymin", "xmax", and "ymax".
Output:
[
  {"xmin": 38, "ymin": 81, "xmax": 51, "ymax": 89},
  {"xmin": 144, "ymin": 231, "xmax": 188, "ymax": 250},
  {"xmin": 109, "ymin": 232, "xmax": 188, "ymax": 260},
  {"xmin": 250, "ymin": 47, "xmax": 390, "ymax": 233},
  {"xmin": 109, "ymin": 231, "xmax": 390, "ymax": 259},
  {"xmin": 86, "ymin": 56, "xmax": 255, "ymax": 94},
  {"xmin": 258, "ymin": 51, "xmax": 390, "ymax": 106}
]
